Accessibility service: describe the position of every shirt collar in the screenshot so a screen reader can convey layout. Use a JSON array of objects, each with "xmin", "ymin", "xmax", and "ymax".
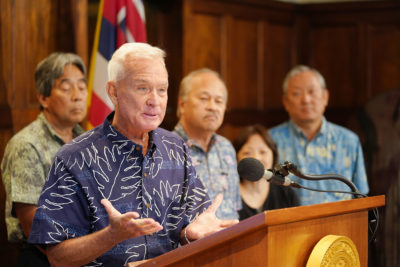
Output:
[
  {"xmin": 38, "ymin": 112, "xmax": 85, "ymax": 144},
  {"xmin": 173, "ymin": 122, "xmax": 217, "ymax": 151},
  {"xmin": 289, "ymin": 116, "xmax": 327, "ymax": 138},
  {"xmin": 103, "ymin": 112, "xmax": 157, "ymax": 153}
]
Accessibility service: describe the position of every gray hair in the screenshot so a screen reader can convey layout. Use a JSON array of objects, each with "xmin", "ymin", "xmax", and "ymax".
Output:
[
  {"xmin": 177, "ymin": 68, "xmax": 228, "ymax": 118},
  {"xmin": 108, "ymin": 42, "xmax": 166, "ymax": 82},
  {"xmin": 282, "ymin": 65, "xmax": 326, "ymax": 94},
  {"xmin": 35, "ymin": 52, "xmax": 86, "ymax": 97}
]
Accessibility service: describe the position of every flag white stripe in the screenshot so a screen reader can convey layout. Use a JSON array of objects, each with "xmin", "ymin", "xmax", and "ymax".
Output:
[
  {"xmin": 132, "ymin": 0, "xmax": 145, "ymax": 22},
  {"xmin": 126, "ymin": 29, "xmax": 135, "ymax": 43},
  {"xmin": 117, "ymin": 7, "xmax": 126, "ymax": 25},
  {"xmin": 93, "ymin": 52, "xmax": 114, "ymax": 109}
]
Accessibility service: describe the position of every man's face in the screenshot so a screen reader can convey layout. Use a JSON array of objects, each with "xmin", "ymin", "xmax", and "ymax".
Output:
[
  {"xmin": 39, "ymin": 64, "xmax": 88, "ymax": 127},
  {"xmin": 109, "ymin": 57, "xmax": 168, "ymax": 136},
  {"xmin": 179, "ymin": 72, "xmax": 227, "ymax": 134},
  {"xmin": 283, "ymin": 70, "xmax": 329, "ymax": 126}
]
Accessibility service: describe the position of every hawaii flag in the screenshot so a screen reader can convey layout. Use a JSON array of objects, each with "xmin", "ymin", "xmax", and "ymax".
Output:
[{"xmin": 87, "ymin": 0, "xmax": 146, "ymax": 128}]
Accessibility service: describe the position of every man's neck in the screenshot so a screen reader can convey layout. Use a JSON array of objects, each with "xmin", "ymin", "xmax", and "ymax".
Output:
[
  {"xmin": 294, "ymin": 118, "xmax": 322, "ymax": 141},
  {"xmin": 112, "ymin": 123, "xmax": 149, "ymax": 155},
  {"xmin": 180, "ymin": 123, "xmax": 213, "ymax": 152},
  {"xmin": 43, "ymin": 111, "xmax": 75, "ymax": 143},
  {"xmin": 111, "ymin": 113, "xmax": 150, "ymax": 155}
]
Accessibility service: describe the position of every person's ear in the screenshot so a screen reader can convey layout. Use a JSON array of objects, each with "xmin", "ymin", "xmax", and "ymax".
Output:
[
  {"xmin": 178, "ymin": 98, "xmax": 185, "ymax": 115},
  {"xmin": 282, "ymin": 94, "xmax": 290, "ymax": 113},
  {"xmin": 106, "ymin": 81, "xmax": 118, "ymax": 106},
  {"xmin": 323, "ymin": 88, "xmax": 329, "ymax": 106},
  {"xmin": 37, "ymin": 93, "xmax": 49, "ymax": 109}
]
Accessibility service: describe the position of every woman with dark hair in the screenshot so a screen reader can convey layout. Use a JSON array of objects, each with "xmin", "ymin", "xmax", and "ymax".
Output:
[{"xmin": 233, "ymin": 124, "xmax": 299, "ymax": 220}]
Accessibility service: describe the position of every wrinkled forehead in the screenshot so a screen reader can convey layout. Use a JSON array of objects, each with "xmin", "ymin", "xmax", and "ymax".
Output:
[
  {"xmin": 288, "ymin": 70, "xmax": 323, "ymax": 90},
  {"xmin": 123, "ymin": 57, "xmax": 168, "ymax": 82},
  {"xmin": 191, "ymin": 72, "xmax": 227, "ymax": 97}
]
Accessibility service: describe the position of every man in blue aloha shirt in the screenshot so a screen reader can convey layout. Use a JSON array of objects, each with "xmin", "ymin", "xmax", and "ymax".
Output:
[
  {"xmin": 269, "ymin": 65, "xmax": 369, "ymax": 206},
  {"xmin": 28, "ymin": 43, "xmax": 238, "ymax": 266},
  {"xmin": 174, "ymin": 68, "xmax": 241, "ymax": 220}
]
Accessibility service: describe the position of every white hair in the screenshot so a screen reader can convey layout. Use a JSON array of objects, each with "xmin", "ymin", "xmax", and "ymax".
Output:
[
  {"xmin": 282, "ymin": 65, "xmax": 327, "ymax": 94},
  {"xmin": 108, "ymin": 42, "xmax": 166, "ymax": 82}
]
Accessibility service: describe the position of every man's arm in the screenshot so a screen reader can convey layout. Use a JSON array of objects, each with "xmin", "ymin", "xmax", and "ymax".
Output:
[
  {"xmin": 45, "ymin": 199, "xmax": 163, "ymax": 267},
  {"xmin": 14, "ymin": 203, "xmax": 47, "ymax": 255},
  {"xmin": 14, "ymin": 203, "xmax": 36, "ymax": 239},
  {"xmin": 47, "ymin": 225, "xmax": 121, "ymax": 267}
]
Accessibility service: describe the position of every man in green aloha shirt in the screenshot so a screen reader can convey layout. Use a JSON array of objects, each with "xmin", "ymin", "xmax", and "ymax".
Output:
[{"xmin": 1, "ymin": 52, "xmax": 88, "ymax": 267}]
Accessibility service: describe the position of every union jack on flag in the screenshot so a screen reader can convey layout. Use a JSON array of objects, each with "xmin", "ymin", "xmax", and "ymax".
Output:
[{"xmin": 87, "ymin": 0, "xmax": 147, "ymax": 128}]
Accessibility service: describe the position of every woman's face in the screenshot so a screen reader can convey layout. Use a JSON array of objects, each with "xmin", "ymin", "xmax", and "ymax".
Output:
[{"xmin": 237, "ymin": 134, "xmax": 274, "ymax": 169}]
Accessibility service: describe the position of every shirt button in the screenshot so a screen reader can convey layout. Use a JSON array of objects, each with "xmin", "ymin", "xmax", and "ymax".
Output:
[
  {"xmin": 144, "ymin": 173, "xmax": 147, "ymax": 177},
  {"xmin": 146, "ymin": 203, "xmax": 150, "ymax": 208},
  {"xmin": 136, "ymin": 147, "xmax": 140, "ymax": 150}
]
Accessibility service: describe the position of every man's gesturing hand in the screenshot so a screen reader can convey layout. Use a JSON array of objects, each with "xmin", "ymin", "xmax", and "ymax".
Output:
[
  {"xmin": 183, "ymin": 194, "xmax": 239, "ymax": 242},
  {"xmin": 101, "ymin": 199, "xmax": 163, "ymax": 243}
]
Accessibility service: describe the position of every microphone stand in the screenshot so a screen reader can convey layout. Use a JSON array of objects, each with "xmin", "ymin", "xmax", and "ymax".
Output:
[
  {"xmin": 275, "ymin": 161, "xmax": 378, "ymax": 243},
  {"xmin": 277, "ymin": 161, "xmax": 362, "ymax": 197}
]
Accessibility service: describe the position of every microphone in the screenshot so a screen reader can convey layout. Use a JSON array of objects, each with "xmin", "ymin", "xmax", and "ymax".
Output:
[{"xmin": 237, "ymin": 157, "xmax": 297, "ymax": 187}]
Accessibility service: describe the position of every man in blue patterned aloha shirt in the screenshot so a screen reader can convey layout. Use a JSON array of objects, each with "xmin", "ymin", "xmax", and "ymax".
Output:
[
  {"xmin": 1, "ymin": 52, "xmax": 88, "ymax": 267},
  {"xmin": 269, "ymin": 65, "xmax": 369, "ymax": 206},
  {"xmin": 174, "ymin": 68, "xmax": 241, "ymax": 220},
  {"xmin": 28, "ymin": 43, "xmax": 238, "ymax": 267}
]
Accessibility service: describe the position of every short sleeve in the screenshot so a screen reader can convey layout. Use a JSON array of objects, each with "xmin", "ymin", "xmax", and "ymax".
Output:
[
  {"xmin": 29, "ymin": 157, "xmax": 92, "ymax": 245},
  {"xmin": 5, "ymin": 141, "xmax": 47, "ymax": 206}
]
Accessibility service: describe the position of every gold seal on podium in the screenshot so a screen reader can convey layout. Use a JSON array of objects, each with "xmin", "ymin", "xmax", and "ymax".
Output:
[{"xmin": 306, "ymin": 235, "xmax": 360, "ymax": 267}]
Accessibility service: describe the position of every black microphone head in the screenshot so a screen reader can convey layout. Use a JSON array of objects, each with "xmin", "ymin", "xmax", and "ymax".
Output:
[{"xmin": 237, "ymin": 157, "xmax": 265, "ymax": 181}]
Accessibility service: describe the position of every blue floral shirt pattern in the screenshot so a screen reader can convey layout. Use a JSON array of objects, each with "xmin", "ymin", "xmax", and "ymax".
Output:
[
  {"xmin": 269, "ymin": 117, "xmax": 369, "ymax": 206},
  {"xmin": 173, "ymin": 123, "xmax": 241, "ymax": 220},
  {"xmin": 28, "ymin": 113, "xmax": 210, "ymax": 266}
]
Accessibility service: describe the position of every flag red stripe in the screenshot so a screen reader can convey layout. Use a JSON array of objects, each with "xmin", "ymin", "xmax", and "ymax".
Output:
[
  {"xmin": 117, "ymin": 27, "xmax": 127, "ymax": 48},
  {"xmin": 89, "ymin": 93, "xmax": 112, "ymax": 126},
  {"xmin": 126, "ymin": 1, "xmax": 146, "ymax": 42},
  {"xmin": 102, "ymin": 0, "xmax": 117, "ymax": 26}
]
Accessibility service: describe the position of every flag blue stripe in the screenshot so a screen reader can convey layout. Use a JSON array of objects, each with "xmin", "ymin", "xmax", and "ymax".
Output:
[
  {"xmin": 119, "ymin": 18, "xmax": 126, "ymax": 36},
  {"xmin": 98, "ymin": 17, "xmax": 117, "ymax": 61}
]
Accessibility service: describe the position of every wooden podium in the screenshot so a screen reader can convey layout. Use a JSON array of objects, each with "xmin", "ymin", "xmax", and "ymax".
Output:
[{"xmin": 140, "ymin": 195, "xmax": 384, "ymax": 267}]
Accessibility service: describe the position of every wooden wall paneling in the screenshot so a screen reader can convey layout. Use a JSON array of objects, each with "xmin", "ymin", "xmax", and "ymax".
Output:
[
  {"xmin": 1, "ymin": 0, "xmax": 88, "ymax": 133},
  {"xmin": 3, "ymin": 0, "xmax": 55, "ymax": 133},
  {"xmin": 292, "ymin": 13, "xmax": 310, "ymax": 66},
  {"xmin": 228, "ymin": 18, "xmax": 260, "ymax": 110},
  {"xmin": 369, "ymin": 24, "xmax": 400, "ymax": 95},
  {"xmin": 71, "ymin": 0, "xmax": 89, "ymax": 65},
  {"xmin": 309, "ymin": 24, "xmax": 359, "ymax": 108},
  {"xmin": 182, "ymin": 13, "xmax": 223, "ymax": 74},
  {"xmin": 145, "ymin": 0, "xmax": 183, "ymax": 130},
  {"xmin": 355, "ymin": 23, "xmax": 369, "ymax": 107},
  {"xmin": 262, "ymin": 21, "xmax": 295, "ymax": 128},
  {"xmin": 221, "ymin": 17, "xmax": 261, "ymax": 140}
]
